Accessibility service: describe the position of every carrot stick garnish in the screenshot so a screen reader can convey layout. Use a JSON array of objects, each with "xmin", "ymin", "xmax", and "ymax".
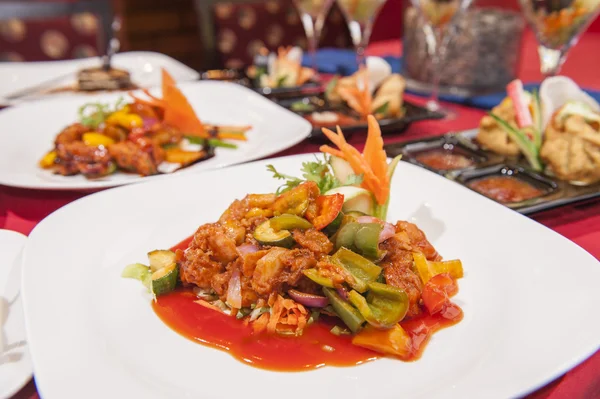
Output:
[
  {"xmin": 364, "ymin": 115, "xmax": 389, "ymax": 187},
  {"xmin": 217, "ymin": 133, "xmax": 247, "ymax": 141},
  {"xmin": 319, "ymin": 145, "xmax": 346, "ymax": 159}
]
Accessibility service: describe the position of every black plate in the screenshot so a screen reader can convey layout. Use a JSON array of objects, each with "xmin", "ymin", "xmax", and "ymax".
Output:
[
  {"xmin": 199, "ymin": 68, "xmax": 322, "ymax": 100},
  {"xmin": 276, "ymin": 94, "xmax": 444, "ymax": 140},
  {"xmin": 384, "ymin": 129, "xmax": 600, "ymax": 215}
]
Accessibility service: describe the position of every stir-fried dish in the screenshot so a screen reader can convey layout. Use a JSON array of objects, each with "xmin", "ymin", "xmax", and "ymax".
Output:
[
  {"xmin": 123, "ymin": 116, "xmax": 464, "ymax": 370},
  {"xmin": 39, "ymin": 68, "xmax": 250, "ymax": 179}
]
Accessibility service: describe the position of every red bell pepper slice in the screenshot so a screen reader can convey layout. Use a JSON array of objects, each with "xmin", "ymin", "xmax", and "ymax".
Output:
[
  {"xmin": 421, "ymin": 273, "xmax": 458, "ymax": 315},
  {"xmin": 305, "ymin": 193, "xmax": 344, "ymax": 230}
]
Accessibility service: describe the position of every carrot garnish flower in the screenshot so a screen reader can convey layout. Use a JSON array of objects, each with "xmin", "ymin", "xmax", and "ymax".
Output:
[{"xmin": 319, "ymin": 115, "xmax": 401, "ymax": 211}]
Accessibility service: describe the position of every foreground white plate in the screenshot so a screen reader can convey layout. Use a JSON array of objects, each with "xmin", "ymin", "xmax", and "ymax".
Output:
[
  {"xmin": 21, "ymin": 154, "xmax": 600, "ymax": 399},
  {"xmin": 0, "ymin": 230, "xmax": 31, "ymax": 399},
  {"xmin": 0, "ymin": 51, "xmax": 199, "ymax": 106},
  {"xmin": 0, "ymin": 80, "xmax": 311, "ymax": 190}
]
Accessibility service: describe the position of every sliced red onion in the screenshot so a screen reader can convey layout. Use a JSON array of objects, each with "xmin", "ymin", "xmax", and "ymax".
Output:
[
  {"xmin": 379, "ymin": 222, "xmax": 396, "ymax": 243},
  {"xmin": 226, "ymin": 269, "xmax": 242, "ymax": 309},
  {"xmin": 336, "ymin": 286, "xmax": 349, "ymax": 301},
  {"xmin": 355, "ymin": 216, "xmax": 395, "ymax": 243},
  {"xmin": 237, "ymin": 243, "xmax": 259, "ymax": 256},
  {"xmin": 288, "ymin": 289, "xmax": 329, "ymax": 308},
  {"xmin": 142, "ymin": 117, "xmax": 158, "ymax": 130}
]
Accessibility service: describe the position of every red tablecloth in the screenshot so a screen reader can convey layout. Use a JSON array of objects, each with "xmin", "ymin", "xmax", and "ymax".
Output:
[{"xmin": 4, "ymin": 31, "xmax": 600, "ymax": 399}]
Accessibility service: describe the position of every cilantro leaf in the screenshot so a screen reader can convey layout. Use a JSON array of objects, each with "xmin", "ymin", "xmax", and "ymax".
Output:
[
  {"xmin": 267, "ymin": 155, "xmax": 364, "ymax": 195},
  {"xmin": 267, "ymin": 164, "xmax": 303, "ymax": 194},
  {"xmin": 78, "ymin": 96, "xmax": 125, "ymax": 129}
]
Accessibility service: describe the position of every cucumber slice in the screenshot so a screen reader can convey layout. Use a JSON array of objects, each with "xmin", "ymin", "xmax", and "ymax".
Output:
[
  {"xmin": 253, "ymin": 220, "xmax": 295, "ymax": 248},
  {"xmin": 269, "ymin": 214, "xmax": 312, "ymax": 231},
  {"xmin": 148, "ymin": 250, "xmax": 176, "ymax": 272},
  {"xmin": 325, "ymin": 186, "xmax": 375, "ymax": 216},
  {"xmin": 330, "ymin": 156, "xmax": 355, "ymax": 185},
  {"xmin": 151, "ymin": 262, "xmax": 178, "ymax": 296},
  {"xmin": 122, "ymin": 263, "xmax": 151, "ymax": 290}
]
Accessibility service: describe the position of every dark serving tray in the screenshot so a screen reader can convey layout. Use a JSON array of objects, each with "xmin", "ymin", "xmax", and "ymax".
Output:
[
  {"xmin": 199, "ymin": 68, "xmax": 322, "ymax": 100},
  {"xmin": 276, "ymin": 95, "xmax": 444, "ymax": 140},
  {"xmin": 384, "ymin": 129, "xmax": 600, "ymax": 215}
]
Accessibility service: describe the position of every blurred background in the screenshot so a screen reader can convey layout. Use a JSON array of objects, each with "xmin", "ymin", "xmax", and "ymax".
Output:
[{"xmin": 1, "ymin": 0, "xmax": 599, "ymax": 91}]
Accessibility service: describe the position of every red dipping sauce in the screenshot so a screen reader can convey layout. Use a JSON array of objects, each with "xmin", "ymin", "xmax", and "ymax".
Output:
[
  {"xmin": 415, "ymin": 150, "xmax": 474, "ymax": 170},
  {"xmin": 152, "ymin": 236, "xmax": 463, "ymax": 371},
  {"xmin": 469, "ymin": 176, "xmax": 544, "ymax": 203}
]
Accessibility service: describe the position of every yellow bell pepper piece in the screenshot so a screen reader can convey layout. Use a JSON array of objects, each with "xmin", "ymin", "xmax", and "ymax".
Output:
[
  {"xmin": 413, "ymin": 252, "xmax": 463, "ymax": 284},
  {"xmin": 106, "ymin": 111, "xmax": 143, "ymax": 129},
  {"xmin": 352, "ymin": 324, "xmax": 412, "ymax": 358},
  {"xmin": 39, "ymin": 150, "xmax": 57, "ymax": 168},
  {"xmin": 83, "ymin": 133, "xmax": 115, "ymax": 147}
]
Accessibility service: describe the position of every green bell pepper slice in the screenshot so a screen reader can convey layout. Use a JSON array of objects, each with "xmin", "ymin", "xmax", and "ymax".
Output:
[
  {"xmin": 332, "ymin": 247, "xmax": 382, "ymax": 293},
  {"xmin": 269, "ymin": 214, "xmax": 313, "ymax": 231},
  {"xmin": 354, "ymin": 223, "xmax": 383, "ymax": 259},
  {"xmin": 348, "ymin": 282, "xmax": 409, "ymax": 329},
  {"xmin": 303, "ymin": 268, "xmax": 335, "ymax": 288},
  {"xmin": 323, "ymin": 287, "xmax": 365, "ymax": 333}
]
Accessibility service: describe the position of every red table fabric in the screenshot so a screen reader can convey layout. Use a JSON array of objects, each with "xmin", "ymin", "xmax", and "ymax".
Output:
[{"xmin": 3, "ymin": 31, "xmax": 600, "ymax": 399}]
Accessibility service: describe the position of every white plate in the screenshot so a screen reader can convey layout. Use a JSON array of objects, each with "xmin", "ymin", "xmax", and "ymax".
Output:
[
  {"xmin": 21, "ymin": 154, "xmax": 600, "ymax": 399},
  {"xmin": 0, "ymin": 229, "xmax": 31, "ymax": 399},
  {"xmin": 0, "ymin": 51, "xmax": 199, "ymax": 106},
  {"xmin": 0, "ymin": 80, "xmax": 311, "ymax": 190}
]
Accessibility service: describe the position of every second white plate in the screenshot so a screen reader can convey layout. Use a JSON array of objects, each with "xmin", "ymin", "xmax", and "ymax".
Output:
[{"xmin": 0, "ymin": 80, "xmax": 312, "ymax": 190}]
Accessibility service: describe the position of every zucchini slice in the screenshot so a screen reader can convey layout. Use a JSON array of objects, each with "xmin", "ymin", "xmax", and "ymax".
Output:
[
  {"xmin": 151, "ymin": 262, "xmax": 178, "ymax": 296},
  {"xmin": 148, "ymin": 250, "xmax": 176, "ymax": 272},
  {"xmin": 254, "ymin": 220, "xmax": 295, "ymax": 248}
]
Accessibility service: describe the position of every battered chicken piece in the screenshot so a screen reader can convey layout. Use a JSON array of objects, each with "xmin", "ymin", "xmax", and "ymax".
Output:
[
  {"xmin": 108, "ymin": 141, "xmax": 160, "ymax": 176},
  {"xmin": 219, "ymin": 193, "xmax": 276, "ymax": 228},
  {"xmin": 476, "ymin": 98, "xmax": 521, "ymax": 156},
  {"xmin": 54, "ymin": 141, "xmax": 114, "ymax": 177},
  {"xmin": 252, "ymin": 248, "xmax": 316, "ymax": 295},
  {"xmin": 54, "ymin": 123, "xmax": 88, "ymax": 145},
  {"xmin": 380, "ymin": 237, "xmax": 423, "ymax": 318},
  {"xmin": 541, "ymin": 113, "xmax": 600, "ymax": 184},
  {"xmin": 179, "ymin": 223, "xmax": 240, "ymax": 288},
  {"xmin": 292, "ymin": 228, "xmax": 333, "ymax": 257}
]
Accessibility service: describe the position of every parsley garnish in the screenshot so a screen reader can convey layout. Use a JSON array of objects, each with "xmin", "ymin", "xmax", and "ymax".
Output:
[
  {"xmin": 267, "ymin": 155, "xmax": 363, "ymax": 195},
  {"xmin": 78, "ymin": 97, "xmax": 125, "ymax": 129}
]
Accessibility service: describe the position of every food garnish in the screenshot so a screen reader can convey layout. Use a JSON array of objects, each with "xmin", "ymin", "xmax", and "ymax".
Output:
[
  {"xmin": 250, "ymin": 46, "xmax": 316, "ymax": 89},
  {"xmin": 122, "ymin": 116, "xmax": 465, "ymax": 367},
  {"xmin": 39, "ymin": 69, "xmax": 250, "ymax": 178},
  {"xmin": 478, "ymin": 76, "xmax": 600, "ymax": 184}
]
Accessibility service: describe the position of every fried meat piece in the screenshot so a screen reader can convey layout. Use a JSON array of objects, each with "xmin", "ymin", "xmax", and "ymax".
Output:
[
  {"xmin": 292, "ymin": 228, "xmax": 333, "ymax": 257},
  {"xmin": 54, "ymin": 141, "xmax": 113, "ymax": 177},
  {"xmin": 179, "ymin": 223, "xmax": 239, "ymax": 288},
  {"xmin": 252, "ymin": 248, "xmax": 316, "ymax": 295},
  {"xmin": 108, "ymin": 141, "xmax": 161, "ymax": 176},
  {"xmin": 476, "ymin": 99, "xmax": 521, "ymax": 156},
  {"xmin": 541, "ymin": 114, "xmax": 600, "ymax": 184},
  {"xmin": 54, "ymin": 123, "xmax": 88, "ymax": 146}
]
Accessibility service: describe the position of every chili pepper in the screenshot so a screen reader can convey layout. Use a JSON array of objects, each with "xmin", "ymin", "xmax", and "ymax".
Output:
[{"xmin": 332, "ymin": 247, "xmax": 381, "ymax": 293}]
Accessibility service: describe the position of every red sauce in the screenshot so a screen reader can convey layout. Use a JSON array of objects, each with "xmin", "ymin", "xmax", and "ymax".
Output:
[
  {"xmin": 469, "ymin": 176, "xmax": 544, "ymax": 203},
  {"xmin": 415, "ymin": 150, "xmax": 474, "ymax": 170},
  {"xmin": 153, "ymin": 290, "xmax": 378, "ymax": 371},
  {"xmin": 152, "ymin": 235, "xmax": 463, "ymax": 370}
]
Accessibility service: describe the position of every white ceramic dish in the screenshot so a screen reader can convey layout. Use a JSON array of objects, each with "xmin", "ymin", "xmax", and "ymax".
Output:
[
  {"xmin": 0, "ymin": 51, "xmax": 199, "ymax": 106},
  {"xmin": 0, "ymin": 80, "xmax": 311, "ymax": 190},
  {"xmin": 20, "ymin": 153, "xmax": 600, "ymax": 398},
  {"xmin": 0, "ymin": 229, "xmax": 31, "ymax": 399}
]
